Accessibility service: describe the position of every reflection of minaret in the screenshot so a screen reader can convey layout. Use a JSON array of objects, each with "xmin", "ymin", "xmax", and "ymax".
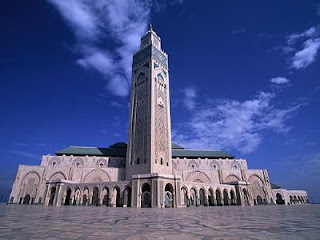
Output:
[{"xmin": 126, "ymin": 25, "xmax": 172, "ymax": 180}]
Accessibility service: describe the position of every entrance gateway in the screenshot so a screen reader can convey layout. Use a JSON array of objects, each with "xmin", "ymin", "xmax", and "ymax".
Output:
[{"xmin": 8, "ymin": 25, "xmax": 308, "ymax": 207}]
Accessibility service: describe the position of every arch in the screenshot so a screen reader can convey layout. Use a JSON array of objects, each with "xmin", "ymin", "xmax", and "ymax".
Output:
[
  {"xmin": 48, "ymin": 186, "xmax": 56, "ymax": 205},
  {"xmin": 164, "ymin": 183, "xmax": 174, "ymax": 208},
  {"xmin": 293, "ymin": 195, "xmax": 297, "ymax": 204},
  {"xmin": 209, "ymin": 160, "xmax": 220, "ymax": 170},
  {"xmin": 91, "ymin": 187, "xmax": 99, "ymax": 206},
  {"xmin": 230, "ymin": 189, "xmax": 236, "ymax": 205},
  {"xmin": 49, "ymin": 171, "xmax": 67, "ymax": 181},
  {"xmin": 72, "ymin": 157, "xmax": 84, "ymax": 167},
  {"xmin": 231, "ymin": 160, "xmax": 241, "ymax": 170},
  {"xmin": 223, "ymin": 189, "xmax": 229, "ymax": 205},
  {"xmin": 48, "ymin": 157, "xmax": 61, "ymax": 167},
  {"xmin": 102, "ymin": 187, "xmax": 109, "ymax": 206},
  {"xmin": 123, "ymin": 186, "xmax": 132, "ymax": 207},
  {"xmin": 242, "ymin": 188, "xmax": 250, "ymax": 206},
  {"xmin": 187, "ymin": 160, "xmax": 199, "ymax": 169},
  {"xmin": 83, "ymin": 169, "xmax": 111, "ymax": 183},
  {"xmin": 256, "ymin": 195, "xmax": 263, "ymax": 205},
  {"xmin": 190, "ymin": 188, "xmax": 197, "ymax": 206},
  {"xmin": 248, "ymin": 174, "xmax": 266, "ymax": 204},
  {"xmin": 199, "ymin": 188, "xmax": 206, "ymax": 206},
  {"xmin": 141, "ymin": 183, "xmax": 151, "ymax": 208},
  {"xmin": 113, "ymin": 186, "xmax": 122, "ymax": 207},
  {"xmin": 181, "ymin": 187, "xmax": 188, "ymax": 206},
  {"xmin": 276, "ymin": 193, "xmax": 285, "ymax": 205},
  {"xmin": 216, "ymin": 189, "xmax": 222, "ymax": 206},
  {"xmin": 208, "ymin": 188, "xmax": 215, "ymax": 206},
  {"xmin": 82, "ymin": 188, "xmax": 89, "ymax": 206},
  {"xmin": 225, "ymin": 174, "xmax": 241, "ymax": 183},
  {"xmin": 23, "ymin": 194, "xmax": 31, "ymax": 204},
  {"xmin": 64, "ymin": 188, "xmax": 72, "ymax": 205},
  {"xmin": 289, "ymin": 195, "xmax": 293, "ymax": 204},
  {"xmin": 73, "ymin": 188, "xmax": 81, "ymax": 205},
  {"xmin": 186, "ymin": 171, "xmax": 211, "ymax": 184},
  {"xmin": 96, "ymin": 158, "xmax": 107, "ymax": 167}
]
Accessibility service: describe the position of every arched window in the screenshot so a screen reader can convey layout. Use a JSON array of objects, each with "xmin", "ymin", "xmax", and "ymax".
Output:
[
  {"xmin": 52, "ymin": 162, "xmax": 57, "ymax": 167},
  {"xmin": 99, "ymin": 163, "xmax": 104, "ymax": 168},
  {"xmin": 161, "ymin": 158, "xmax": 163, "ymax": 165},
  {"xmin": 137, "ymin": 158, "xmax": 140, "ymax": 164}
]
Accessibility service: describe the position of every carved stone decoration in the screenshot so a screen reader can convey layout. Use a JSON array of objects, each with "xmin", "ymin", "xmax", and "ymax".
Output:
[
  {"xmin": 186, "ymin": 171, "xmax": 211, "ymax": 184},
  {"xmin": 83, "ymin": 169, "xmax": 111, "ymax": 183}
]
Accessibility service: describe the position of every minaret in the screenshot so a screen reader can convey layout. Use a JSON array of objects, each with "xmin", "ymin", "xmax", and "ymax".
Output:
[{"xmin": 126, "ymin": 25, "xmax": 172, "ymax": 179}]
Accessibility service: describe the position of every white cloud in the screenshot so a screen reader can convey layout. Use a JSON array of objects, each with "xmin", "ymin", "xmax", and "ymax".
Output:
[
  {"xmin": 285, "ymin": 26, "xmax": 320, "ymax": 70},
  {"xmin": 48, "ymin": 0, "xmax": 152, "ymax": 97},
  {"xmin": 173, "ymin": 91, "xmax": 303, "ymax": 154},
  {"xmin": 182, "ymin": 87, "xmax": 197, "ymax": 110},
  {"xmin": 292, "ymin": 38, "xmax": 320, "ymax": 69},
  {"xmin": 270, "ymin": 77, "xmax": 290, "ymax": 85}
]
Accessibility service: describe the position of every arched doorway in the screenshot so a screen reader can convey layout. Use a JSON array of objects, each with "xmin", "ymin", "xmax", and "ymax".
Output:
[
  {"xmin": 181, "ymin": 187, "xmax": 188, "ymax": 207},
  {"xmin": 64, "ymin": 188, "xmax": 72, "ymax": 205},
  {"xmin": 73, "ymin": 188, "xmax": 81, "ymax": 205},
  {"xmin": 114, "ymin": 187, "xmax": 122, "ymax": 207},
  {"xmin": 190, "ymin": 188, "xmax": 197, "ymax": 206},
  {"xmin": 276, "ymin": 193, "xmax": 285, "ymax": 204},
  {"xmin": 23, "ymin": 194, "xmax": 30, "ymax": 204},
  {"xmin": 256, "ymin": 195, "xmax": 263, "ymax": 205},
  {"xmin": 123, "ymin": 187, "xmax": 132, "ymax": 207},
  {"xmin": 199, "ymin": 189, "xmax": 205, "ymax": 206},
  {"xmin": 164, "ymin": 183, "xmax": 174, "ymax": 208},
  {"xmin": 243, "ymin": 188, "xmax": 249, "ymax": 206},
  {"xmin": 141, "ymin": 183, "xmax": 151, "ymax": 208},
  {"xmin": 289, "ymin": 195, "xmax": 293, "ymax": 204},
  {"xmin": 92, "ymin": 187, "xmax": 99, "ymax": 206},
  {"xmin": 208, "ymin": 189, "xmax": 215, "ymax": 206},
  {"xmin": 223, "ymin": 189, "xmax": 229, "ymax": 205},
  {"xmin": 216, "ymin": 189, "xmax": 222, "ymax": 206},
  {"xmin": 49, "ymin": 186, "xmax": 56, "ymax": 206},
  {"xmin": 82, "ymin": 188, "xmax": 89, "ymax": 206},
  {"xmin": 230, "ymin": 190, "xmax": 236, "ymax": 205},
  {"xmin": 102, "ymin": 187, "xmax": 109, "ymax": 206}
]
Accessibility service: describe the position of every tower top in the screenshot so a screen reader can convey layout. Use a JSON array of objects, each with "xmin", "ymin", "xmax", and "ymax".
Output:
[{"xmin": 149, "ymin": 23, "xmax": 153, "ymax": 31}]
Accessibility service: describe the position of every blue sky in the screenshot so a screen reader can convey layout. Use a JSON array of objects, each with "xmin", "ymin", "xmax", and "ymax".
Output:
[{"xmin": 1, "ymin": 0, "xmax": 320, "ymax": 203}]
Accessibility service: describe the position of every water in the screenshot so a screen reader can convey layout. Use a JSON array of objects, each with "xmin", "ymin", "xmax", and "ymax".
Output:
[{"xmin": 0, "ymin": 205, "xmax": 319, "ymax": 240}]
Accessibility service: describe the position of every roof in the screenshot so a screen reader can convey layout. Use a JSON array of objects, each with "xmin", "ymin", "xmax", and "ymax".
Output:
[
  {"xmin": 271, "ymin": 183, "xmax": 281, "ymax": 189},
  {"xmin": 55, "ymin": 142, "xmax": 234, "ymax": 159}
]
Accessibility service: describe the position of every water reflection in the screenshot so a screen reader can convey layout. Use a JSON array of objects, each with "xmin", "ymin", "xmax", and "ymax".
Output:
[{"xmin": 0, "ymin": 205, "xmax": 319, "ymax": 239}]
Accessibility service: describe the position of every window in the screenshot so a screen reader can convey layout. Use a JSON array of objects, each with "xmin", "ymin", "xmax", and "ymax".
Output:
[
  {"xmin": 155, "ymin": 159, "xmax": 157, "ymax": 164},
  {"xmin": 191, "ymin": 164, "xmax": 195, "ymax": 169},
  {"xmin": 213, "ymin": 165, "xmax": 217, "ymax": 170},
  {"xmin": 144, "ymin": 158, "xmax": 146, "ymax": 163},
  {"xmin": 137, "ymin": 158, "xmax": 140, "ymax": 164},
  {"xmin": 166, "ymin": 162, "xmax": 169, "ymax": 166},
  {"xmin": 99, "ymin": 163, "xmax": 104, "ymax": 168},
  {"xmin": 160, "ymin": 158, "xmax": 163, "ymax": 165},
  {"xmin": 76, "ymin": 162, "xmax": 80, "ymax": 168},
  {"xmin": 233, "ymin": 165, "xmax": 237, "ymax": 170},
  {"xmin": 52, "ymin": 162, "xmax": 57, "ymax": 167}
]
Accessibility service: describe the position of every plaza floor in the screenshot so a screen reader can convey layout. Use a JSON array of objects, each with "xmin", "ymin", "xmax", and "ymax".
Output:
[{"xmin": 0, "ymin": 204, "xmax": 319, "ymax": 239}]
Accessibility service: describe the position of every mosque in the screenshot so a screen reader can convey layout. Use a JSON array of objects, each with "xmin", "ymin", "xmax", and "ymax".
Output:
[{"xmin": 9, "ymin": 26, "xmax": 308, "ymax": 208}]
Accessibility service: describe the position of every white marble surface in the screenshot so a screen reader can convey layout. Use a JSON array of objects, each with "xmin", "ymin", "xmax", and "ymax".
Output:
[{"xmin": 0, "ymin": 205, "xmax": 319, "ymax": 239}]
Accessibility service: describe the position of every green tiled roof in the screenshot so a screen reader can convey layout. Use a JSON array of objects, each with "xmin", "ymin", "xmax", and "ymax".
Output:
[
  {"xmin": 55, "ymin": 142, "xmax": 234, "ymax": 159},
  {"xmin": 172, "ymin": 149, "xmax": 234, "ymax": 159},
  {"xmin": 271, "ymin": 183, "xmax": 281, "ymax": 189}
]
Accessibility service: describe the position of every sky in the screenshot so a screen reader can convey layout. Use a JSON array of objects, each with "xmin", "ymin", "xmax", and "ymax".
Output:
[{"xmin": 0, "ymin": 0, "xmax": 320, "ymax": 203}]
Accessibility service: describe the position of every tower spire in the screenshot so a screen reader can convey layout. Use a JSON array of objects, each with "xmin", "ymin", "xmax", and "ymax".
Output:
[{"xmin": 149, "ymin": 23, "xmax": 153, "ymax": 31}]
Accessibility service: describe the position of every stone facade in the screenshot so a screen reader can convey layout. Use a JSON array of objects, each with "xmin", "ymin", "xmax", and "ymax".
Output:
[{"xmin": 9, "ymin": 26, "xmax": 308, "ymax": 208}]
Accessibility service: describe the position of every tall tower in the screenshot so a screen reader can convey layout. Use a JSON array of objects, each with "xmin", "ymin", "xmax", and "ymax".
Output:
[{"xmin": 126, "ymin": 25, "xmax": 172, "ymax": 180}]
